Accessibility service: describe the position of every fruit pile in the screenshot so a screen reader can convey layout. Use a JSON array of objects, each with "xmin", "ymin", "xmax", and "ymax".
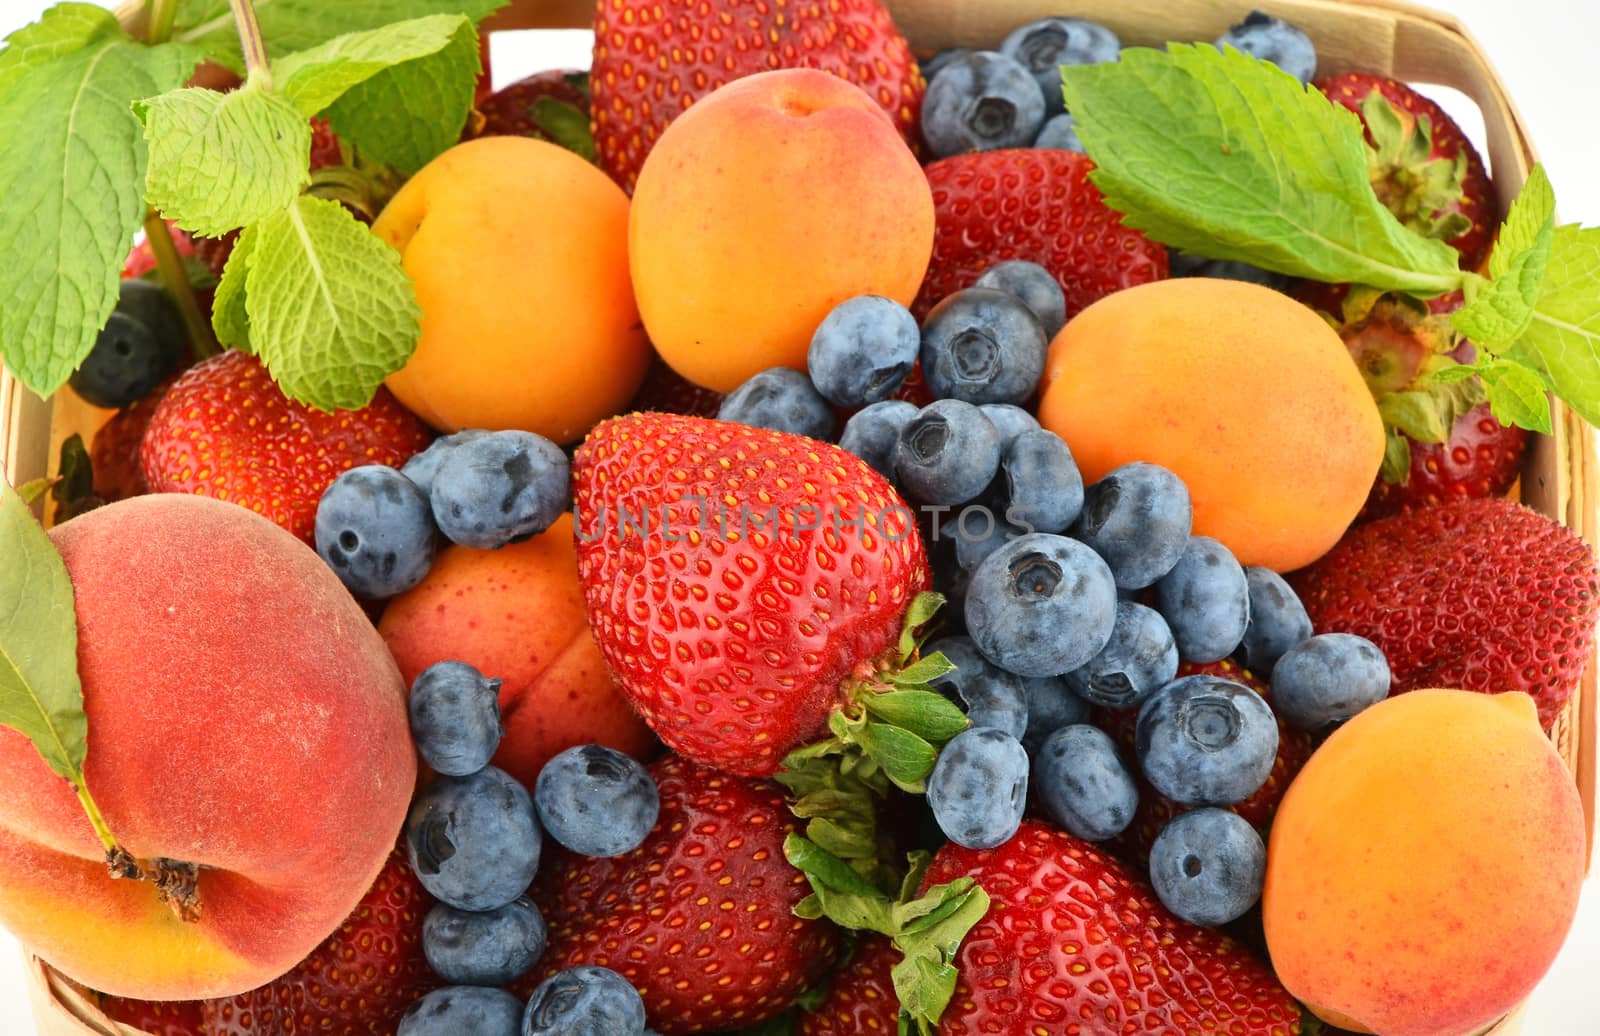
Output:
[{"xmin": 1, "ymin": 2, "xmax": 1598, "ymax": 1036}]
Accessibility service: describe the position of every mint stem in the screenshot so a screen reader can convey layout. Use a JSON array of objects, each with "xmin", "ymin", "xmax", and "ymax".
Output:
[
  {"xmin": 142, "ymin": 210, "xmax": 220, "ymax": 361},
  {"xmin": 227, "ymin": 0, "xmax": 272, "ymax": 89},
  {"xmin": 145, "ymin": 0, "xmax": 179, "ymax": 44}
]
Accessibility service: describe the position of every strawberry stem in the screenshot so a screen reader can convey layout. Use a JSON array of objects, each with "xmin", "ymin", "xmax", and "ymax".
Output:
[
  {"xmin": 142, "ymin": 210, "xmax": 219, "ymax": 360},
  {"xmin": 144, "ymin": 0, "xmax": 178, "ymax": 44},
  {"xmin": 227, "ymin": 0, "xmax": 272, "ymax": 89}
]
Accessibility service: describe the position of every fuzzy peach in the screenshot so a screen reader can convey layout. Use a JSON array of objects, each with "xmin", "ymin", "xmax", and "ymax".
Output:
[
  {"xmin": 379, "ymin": 515, "xmax": 656, "ymax": 788},
  {"xmin": 629, "ymin": 68, "xmax": 935, "ymax": 393},
  {"xmin": 0, "ymin": 495, "xmax": 413, "ymax": 1000},
  {"xmin": 374, "ymin": 136, "xmax": 649, "ymax": 443},
  {"xmin": 1038, "ymin": 278, "xmax": 1384, "ymax": 571},
  {"xmin": 1264, "ymin": 690, "xmax": 1587, "ymax": 1036}
]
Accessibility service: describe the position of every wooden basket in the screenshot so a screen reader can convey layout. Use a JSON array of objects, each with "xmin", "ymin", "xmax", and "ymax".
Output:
[{"xmin": 4, "ymin": 0, "xmax": 1590, "ymax": 1032}]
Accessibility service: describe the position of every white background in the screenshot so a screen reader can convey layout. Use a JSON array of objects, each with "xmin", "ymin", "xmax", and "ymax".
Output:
[{"xmin": 1, "ymin": 0, "xmax": 1597, "ymax": 1031}]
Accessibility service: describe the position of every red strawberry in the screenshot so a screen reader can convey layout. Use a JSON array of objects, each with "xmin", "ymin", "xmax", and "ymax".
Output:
[
  {"xmin": 523, "ymin": 755, "xmax": 840, "ymax": 1033},
  {"xmin": 590, "ymin": 0, "xmax": 924, "ymax": 192},
  {"xmin": 573, "ymin": 412, "xmax": 930, "ymax": 777},
  {"xmin": 1316, "ymin": 73, "xmax": 1497, "ymax": 269},
  {"xmin": 1096, "ymin": 659, "xmax": 1314, "ymax": 864},
  {"xmin": 471, "ymin": 69, "xmax": 593, "ymax": 158},
  {"xmin": 1296, "ymin": 286, "xmax": 1528, "ymax": 521},
  {"xmin": 626, "ymin": 355, "xmax": 724, "ymax": 417},
  {"xmin": 202, "ymin": 846, "xmax": 439, "ymax": 1035},
  {"xmin": 140, "ymin": 351, "xmax": 433, "ymax": 544},
  {"xmin": 99, "ymin": 996, "xmax": 206, "ymax": 1036},
  {"xmin": 1292, "ymin": 497, "xmax": 1599, "ymax": 729},
  {"xmin": 1362, "ymin": 399, "xmax": 1528, "ymax": 521},
  {"xmin": 915, "ymin": 149, "xmax": 1168, "ymax": 321},
  {"xmin": 797, "ymin": 935, "xmax": 899, "ymax": 1034},
  {"xmin": 922, "ymin": 821, "xmax": 1300, "ymax": 1035},
  {"xmin": 89, "ymin": 378, "xmax": 176, "ymax": 503}
]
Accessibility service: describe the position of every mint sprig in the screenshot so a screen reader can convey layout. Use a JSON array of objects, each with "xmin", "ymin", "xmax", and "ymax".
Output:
[
  {"xmin": 1062, "ymin": 46, "xmax": 1600, "ymax": 437},
  {"xmin": 0, "ymin": 16, "xmax": 202, "ymax": 396},
  {"xmin": 1062, "ymin": 45, "xmax": 1463, "ymax": 296}
]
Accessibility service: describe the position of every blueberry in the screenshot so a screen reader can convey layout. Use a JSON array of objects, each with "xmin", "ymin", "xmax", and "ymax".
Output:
[
  {"xmin": 921, "ymin": 51, "xmax": 1047, "ymax": 158},
  {"xmin": 715, "ymin": 366, "xmax": 836, "ymax": 440},
  {"xmin": 1136, "ymin": 675, "xmax": 1278, "ymax": 806},
  {"xmin": 894, "ymin": 399, "xmax": 1001, "ymax": 506},
  {"xmin": 314, "ymin": 465, "xmax": 436, "ymax": 598},
  {"xmin": 534, "ymin": 744, "xmax": 660, "ymax": 858},
  {"xmin": 1153, "ymin": 536, "xmax": 1250, "ymax": 664},
  {"xmin": 999, "ymin": 429, "xmax": 1083, "ymax": 535},
  {"xmin": 406, "ymin": 766, "xmax": 543, "ymax": 911},
  {"xmin": 926, "ymin": 727, "xmax": 1029, "ymax": 850},
  {"xmin": 70, "ymin": 280, "xmax": 184, "ymax": 408},
  {"xmin": 920, "ymin": 47, "xmax": 971, "ymax": 82},
  {"xmin": 1215, "ymin": 10, "xmax": 1317, "ymax": 84},
  {"xmin": 1271, "ymin": 633, "xmax": 1391, "ymax": 732},
  {"xmin": 1071, "ymin": 462, "xmax": 1193, "ymax": 589},
  {"xmin": 1018, "ymin": 675, "xmax": 1088, "ymax": 755},
  {"xmin": 423, "ymin": 898, "xmax": 547, "ymax": 985},
  {"xmin": 409, "ymin": 661, "xmax": 504, "ymax": 777},
  {"xmin": 920, "ymin": 288, "xmax": 1047, "ymax": 406},
  {"xmin": 976, "ymin": 404, "xmax": 1039, "ymax": 452},
  {"xmin": 974, "ymin": 260, "xmax": 1068, "ymax": 340},
  {"xmin": 926, "ymin": 635, "xmax": 1027, "ymax": 739},
  {"xmin": 951, "ymin": 507, "xmax": 1026, "ymax": 573},
  {"xmin": 1034, "ymin": 113, "xmax": 1085, "ymax": 154},
  {"xmin": 399, "ymin": 986, "xmax": 524, "ymax": 1036},
  {"xmin": 807, "ymin": 295, "xmax": 919, "ymax": 408},
  {"xmin": 1169, "ymin": 251, "xmax": 1289, "ymax": 291},
  {"xmin": 402, "ymin": 429, "xmax": 491, "ymax": 499},
  {"xmin": 966, "ymin": 533, "xmax": 1117, "ymax": 678},
  {"xmin": 431, "ymin": 431, "xmax": 570, "ymax": 549},
  {"xmin": 839, "ymin": 400, "xmax": 919, "ymax": 480},
  {"xmin": 1034, "ymin": 724, "xmax": 1139, "ymax": 841},
  {"xmin": 1148, "ymin": 808, "xmax": 1266, "ymax": 926},
  {"xmin": 1066, "ymin": 601, "xmax": 1178, "ymax": 710},
  {"xmin": 1240, "ymin": 566, "xmax": 1312, "ymax": 673},
  {"xmin": 999, "ymin": 16, "xmax": 1120, "ymax": 115},
  {"xmin": 523, "ymin": 966, "xmax": 646, "ymax": 1036}
]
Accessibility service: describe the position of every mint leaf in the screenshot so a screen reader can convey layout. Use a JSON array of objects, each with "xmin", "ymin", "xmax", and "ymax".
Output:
[
  {"xmin": 0, "ymin": 472, "xmax": 89, "ymax": 785},
  {"xmin": 0, "ymin": 2, "xmax": 122, "ymax": 96},
  {"xmin": 1521, "ymin": 224, "xmax": 1600, "ymax": 428},
  {"xmin": 175, "ymin": 0, "xmax": 505, "ymax": 71},
  {"xmin": 322, "ymin": 16, "xmax": 479, "ymax": 174},
  {"xmin": 274, "ymin": 14, "xmax": 473, "ymax": 118},
  {"xmin": 211, "ymin": 222, "xmax": 257, "ymax": 349},
  {"xmin": 135, "ymin": 84, "xmax": 311, "ymax": 237},
  {"xmin": 0, "ymin": 39, "xmax": 203, "ymax": 397},
  {"xmin": 1061, "ymin": 45, "xmax": 1463, "ymax": 295},
  {"xmin": 1454, "ymin": 166, "xmax": 1556, "ymax": 351},
  {"xmin": 1480, "ymin": 361, "xmax": 1553, "ymax": 435},
  {"xmin": 244, "ymin": 195, "xmax": 420, "ymax": 411},
  {"xmin": 1491, "ymin": 165, "xmax": 1556, "ymax": 279}
]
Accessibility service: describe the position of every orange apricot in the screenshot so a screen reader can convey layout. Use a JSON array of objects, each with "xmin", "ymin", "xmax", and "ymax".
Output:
[
  {"xmin": 374, "ymin": 137, "xmax": 649, "ymax": 443},
  {"xmin": 1264, "ymin": 690, "xmax": 1586, "ymax": 1036},
  {"xmin": 1037, "ymin": 278, "xmax": 1383, "ymax": 571},
  {"xmin": 629, "ymin": 68, "xmax": 935, "ymax": 393}
]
